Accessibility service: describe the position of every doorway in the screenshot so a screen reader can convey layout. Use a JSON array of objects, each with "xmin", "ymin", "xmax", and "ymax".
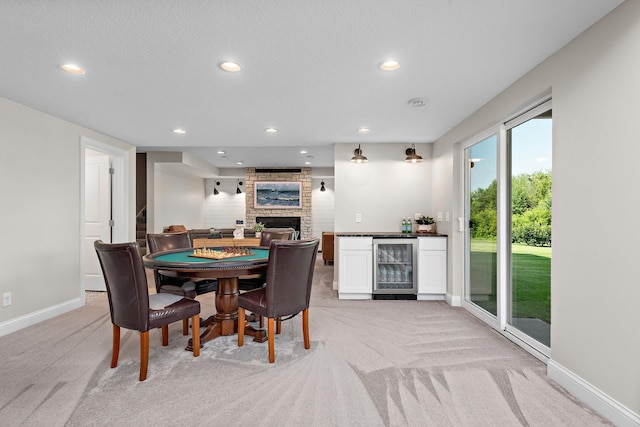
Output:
[
  {"xmin": 461, "ymin": 99, "xmax": 552, "ymax": 359},
  {"xmin": 81, "ymin": 136, "xmax": 130, "ymax": 294}
]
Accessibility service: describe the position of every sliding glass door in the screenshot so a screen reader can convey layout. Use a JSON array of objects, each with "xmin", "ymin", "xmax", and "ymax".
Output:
[
  {"xmin": 463, "ymin": 100, "xmax": 552, "ymax": 357},
  {"xmin": 506, "ymin": 103, "xmax": 552, "ymax": 350},
  {"xmin": 464, "ymin": 134, "xmax": 498, "ymax": 318}
]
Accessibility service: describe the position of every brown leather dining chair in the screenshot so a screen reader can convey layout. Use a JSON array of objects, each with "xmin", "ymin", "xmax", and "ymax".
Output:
[
  {"xmin": 237, "ymin": 239, "xmax": 319, "ymax": 363},
  {"xmin": 94, "ymin": 240, "xmax": 201, "ymax": 381},
  {"xmin": 238, "ymin": 227, "xmax": 296, "ymax": 291},
  {"xmin": 147, "ymin": 231, "xmax": 218, "ymax": 334}
]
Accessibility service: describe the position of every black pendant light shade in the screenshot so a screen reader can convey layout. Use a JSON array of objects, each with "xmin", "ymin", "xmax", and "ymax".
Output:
[
  {"xmin": 351, "ymin": 144, "xmax": 368, "ymax": 163},
  {"xmin": 320, "ymin": 181, "xmax": 326, "ymax": 192},
  {"xmin": 236, "ymin": 180, "xmax": 243, "ymax": 194},
  {"xmin": 405, "ymin": 144, "xmax": 423, "ymax": 163},
  {"xmin": 213, "ymin": 181, "xmax": 220, "ymax": 195}
]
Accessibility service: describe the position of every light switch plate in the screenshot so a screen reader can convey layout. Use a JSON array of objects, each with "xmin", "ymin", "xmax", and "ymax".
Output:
[{"xmin": 355, "ymin": 213, "xmax": 362, "ymax": 223}]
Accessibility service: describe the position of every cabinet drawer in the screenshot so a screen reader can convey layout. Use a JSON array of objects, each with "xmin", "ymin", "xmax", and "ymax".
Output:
[
  {"xmin": 418, "ymin": 237, "xmax": 446, "ymax": 251},
  {"xmin": 339, "ymin": 237, "xmax": 372, "ymax": 250}
]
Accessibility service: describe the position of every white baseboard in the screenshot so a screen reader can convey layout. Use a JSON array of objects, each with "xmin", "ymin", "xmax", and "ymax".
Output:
[
  {"xmin": 417, "ymin": 294, "xmax": 445, "ymax": 301},
  {"xmin": 547, "ymin": 359, "xmax": 640, "ymax": 427},
  {"xmin": 337, "ymin": 293, "xmax": 372, "ymax": 300},
  {"xmin": 446, "ymin": 293, "xmax": 462, "ymax": 306},
  {"xmin": 0, "ymin": 297, "xmax": 84, "ymax": 338}
]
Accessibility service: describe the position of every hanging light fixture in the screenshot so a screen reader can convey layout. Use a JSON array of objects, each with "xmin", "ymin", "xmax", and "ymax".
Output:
[
  {"xmin": 320, "ymin": 181, "xmax": 326, "ymax": 192},
  {"xmin": 236, "ymin": 180, "xmax": 243, "ymax": 194},
  {"xmin": 213, "ymin": 181, "xmax": 220, "ymax": 195},
  {"xmin": 405, "ymin": 144, "xmax": 423, "ymax": 163},
  {"xmin": 350, "ymin": 144, "xmax": 368, "ymax": 163}
]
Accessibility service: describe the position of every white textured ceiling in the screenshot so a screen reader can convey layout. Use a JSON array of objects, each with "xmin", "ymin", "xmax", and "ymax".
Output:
[{"xmin": 0, "ymin": 0, "xmax": 624, "ymax": 171}]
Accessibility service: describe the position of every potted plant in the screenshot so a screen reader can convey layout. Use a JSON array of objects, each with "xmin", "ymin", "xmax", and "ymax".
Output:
[
  {"xmin": 415, "ymin": 215, "xmax": 436, "ymax": 233},
  {"xmin": 253, "ymin": 222, "xmax": 265, "ymax": 238}
]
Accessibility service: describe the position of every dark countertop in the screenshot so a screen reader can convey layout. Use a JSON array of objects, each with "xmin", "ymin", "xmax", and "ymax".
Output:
[{"xmin": 336, "ymin": 232, "xmax": 447, "ymax": 238}]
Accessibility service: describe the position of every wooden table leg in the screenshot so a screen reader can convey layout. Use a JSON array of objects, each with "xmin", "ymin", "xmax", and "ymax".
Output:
[
  {"xmin": 186, "ymin": 277, "xmax": 239, "ymax": 351},
  {"xmin": 186, "ymin": 276, "xmax": 268, "ymax": 349}
]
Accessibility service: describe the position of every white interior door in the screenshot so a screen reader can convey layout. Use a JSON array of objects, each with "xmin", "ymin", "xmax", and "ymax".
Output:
[{"xmin": 84, "ymin": 150, "xmax": 111, "ymax": 291}]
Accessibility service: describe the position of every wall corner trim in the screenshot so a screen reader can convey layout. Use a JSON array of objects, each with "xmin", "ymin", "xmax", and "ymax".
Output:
[{"xmin": 547, "ymin": 359, "xmax": 640, "ymax": 427}]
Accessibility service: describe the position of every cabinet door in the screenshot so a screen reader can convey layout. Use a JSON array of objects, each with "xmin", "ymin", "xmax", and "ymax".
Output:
[
  {"xmin": 339, "ymin": 250, "xmax": 373, "ymax": 294},
  {"xmin": 417, "ymin": 250, "xmax": 446, "ymax": 294}
]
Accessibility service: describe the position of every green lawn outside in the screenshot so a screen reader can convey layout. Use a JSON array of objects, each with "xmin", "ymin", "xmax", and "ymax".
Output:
[{"xmin": 470, "ymin": 239, "xmax": 550, "ymax": 323}]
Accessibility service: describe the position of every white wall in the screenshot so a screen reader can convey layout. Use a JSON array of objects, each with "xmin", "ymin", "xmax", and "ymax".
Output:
[
  {"xmin": 204, "ymin": 178, "xmax": 248, "ymax": 229},
  {"xmin": 432, "ymin": 1, "xmax": 640, "ymax": 421},
  {"xmin": 153, "ymin": 165, "xmax": 206, "ymax": 231},
  {"xmin": 0, "ymin": 96, "xmax": 135, "ymax": 332},
  {"xmin": 334, "ymin": 143, "xmax": 433, "ymax": 232},
  {"xmin": 311, "ymin": 177, "xmax": 335, "ymax": 249}
]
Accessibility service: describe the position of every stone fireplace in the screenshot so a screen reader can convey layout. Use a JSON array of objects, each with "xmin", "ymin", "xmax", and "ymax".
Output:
[{"xmin": 245, "ymin": 167, "xmax": 312, "ymax": 239}]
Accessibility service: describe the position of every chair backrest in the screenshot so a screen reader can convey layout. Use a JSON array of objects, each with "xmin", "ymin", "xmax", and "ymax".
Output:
[
  {"xmin": 94, "ymin": 240, "xmax": 151, "ymax": 332},
  {"xmin": 260, "ymin": 228, "xmax": 296, "ymax": 247},
  {"xmin": 264, "ymin": 239, "xmax": 319, "ymax": 318},
  {"xmin": 146, "ymin": 231, "xmax": 192, "ymax": 253}
]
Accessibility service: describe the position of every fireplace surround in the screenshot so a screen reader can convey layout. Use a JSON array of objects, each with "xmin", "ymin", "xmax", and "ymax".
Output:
[{"xmin": 256, "ymin": 216, "xmax": 301, "ymax": 239}]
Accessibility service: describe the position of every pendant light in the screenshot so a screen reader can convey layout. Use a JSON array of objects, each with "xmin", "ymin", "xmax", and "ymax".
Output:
[
  {"xmin": 350, "ymin": 145, "xmax": 368, "ymax": 163},
  {"xmin": 213, "ymin": 181, "xmax": 220, "ymax": 195},
  {"xmin": 320, "ymin": 181, "xmax": 326, "ymax": 192},
  {"xmin": 236, "ymin": 180, "xmax": 243, "ymax": 194},
  {"xmin": 404, "ymin": 144, "xmax": 423, "ymax": 163}
]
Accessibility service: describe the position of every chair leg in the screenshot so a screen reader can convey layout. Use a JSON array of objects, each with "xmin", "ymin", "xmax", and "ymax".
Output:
[
  {"xmin": 302, "ymin": 309, "xmax": 310, "ymax": 349},
  {"xmin": 161, "ymin": 325, "xmax": 169, "ymax": 346},
  {"xmin": 276, "ymin": 317, "xmax": 282, "ymax": 335},
  {"xmin": 268, "ymin": 317, "xmax": 275, "ymax": 363},
  {"xmin": 183, "ymin": 318, "xmax": 189, "ymax": 335},
  {"xmin": 139, "ymin": 331, "xmax": 149, "ymax": 381},
  {"xmin": 259, "ymin": 316, "xmax": 264, "ymax": 328},
  {"xmin": 191, "ymin": 315, "xmax": 200, "ymax": 357},
  {"xmin": 111, "ymin": 324, "xmax": 120, "ymax": 368},
  {"xmin": 237, "ymin": 307, "xmax": 245, "ymax": 346}
]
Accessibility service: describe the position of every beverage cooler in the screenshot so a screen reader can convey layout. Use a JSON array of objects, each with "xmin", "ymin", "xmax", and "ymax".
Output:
[{"xmin": 373, "ymin": 239, "xmax": 417, "ymax": 295}]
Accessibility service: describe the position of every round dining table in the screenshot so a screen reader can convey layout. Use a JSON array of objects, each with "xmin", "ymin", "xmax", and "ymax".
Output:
[{"xmin": 143, "ymin": 246, "xmax": 270, "ymax": 350}]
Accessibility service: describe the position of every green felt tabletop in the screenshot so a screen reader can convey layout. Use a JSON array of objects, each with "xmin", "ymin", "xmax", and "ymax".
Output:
[{"xmin": 150, "ymin": 247, "xmax": 269, "ymax": 264}]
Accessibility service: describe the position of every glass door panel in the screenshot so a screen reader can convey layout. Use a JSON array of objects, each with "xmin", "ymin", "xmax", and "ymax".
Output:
[
  {"xmin": 465, "ymin": 134, "xmax": 498, "ymax": 316},
  {"xmin": 507, "ymin": 107, "xmax": 552, "ymax": 348}
]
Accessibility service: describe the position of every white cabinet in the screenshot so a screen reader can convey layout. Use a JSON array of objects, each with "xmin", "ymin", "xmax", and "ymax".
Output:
[
  {"xmin": 338, "ymin": 237, "xmax": 373, "ymax": 299},
  {"xmin": 417, "ymin": 237, "xmax": 447, "ymax": 300}
]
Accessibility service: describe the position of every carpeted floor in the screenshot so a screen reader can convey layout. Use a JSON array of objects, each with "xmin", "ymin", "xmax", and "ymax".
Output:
[{"xmin": 0, "ymin": 259, "xmax": 611, "ymax": 426}]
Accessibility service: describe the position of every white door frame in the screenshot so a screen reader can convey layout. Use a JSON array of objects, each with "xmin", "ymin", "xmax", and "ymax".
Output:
[{"xmin": 80, "ymin": 136, "xmax": 130, "ymax": 298}]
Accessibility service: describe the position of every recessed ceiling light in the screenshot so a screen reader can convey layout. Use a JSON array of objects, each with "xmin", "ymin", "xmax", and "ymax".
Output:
[
  {"xmin": 357, "ymin": 127, "xmax": 370, "ymax": 134},
  {"xmin": 305, "ymin": 161, "xmax": 311, "ymax": 165},
  {"xmin": 60, "ymin": 64, "xmax": 85, "ymax": 75},
  {"xmin": 236, "ymin": 161, "xmax": 244, "ymax": 165},
  {"xmin": 300, "ymin": 150, "xmax": 307, "ymax": 154},
  {"xmin": 265, "ymin": 128, "xmax": 278, "ymax": 133},
  {"xmin": 172, "ymin": 128, "xmax": 186, "ymax": 134},
  {"xmin": 378, "ymin": 60, "xmax": 400, "ymax": 71},
  {"xmin": 217, "ymin": 150, "xmax": 226, "ymax": 155},
  {"xmin": 220, "ymin": 61, "xmax": 241, "ymax": 72},
  {"xmin": 408, "ymin": 98, "xmax": 429, "ymax": 107}
]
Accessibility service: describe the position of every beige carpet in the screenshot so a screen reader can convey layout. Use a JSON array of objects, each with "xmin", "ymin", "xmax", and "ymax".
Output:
[{"xmin": 0, "ymin": 260, "xmax": 611, "ymax": 426}]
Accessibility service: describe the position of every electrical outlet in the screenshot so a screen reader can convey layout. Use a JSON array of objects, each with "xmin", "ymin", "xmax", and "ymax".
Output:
[
  {"xmin": 3, "ymin": 292, "xmax": 11, "ymax": 307},
  {"xmin": 437, "ymin": 212, "xmax": 443, "ymax": 222},
  {"xmin": 446, "ymin": 211, "xmax": 450, "ymax": 222},
  {"xmin": 414, "ymin": 213, "xmax": 421, "ymax": 220},
  {"xmin": 355, "ymin": 213, "xmax": 362, "ymax": 223}
]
